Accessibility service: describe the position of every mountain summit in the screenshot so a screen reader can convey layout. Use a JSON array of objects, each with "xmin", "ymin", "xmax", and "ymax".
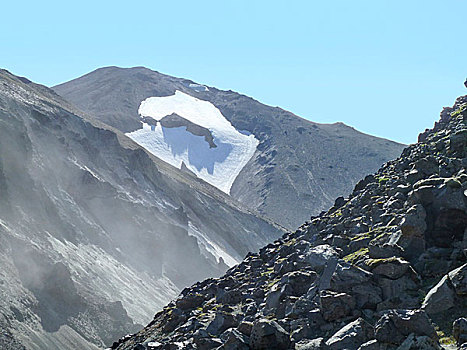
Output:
[{"xmin": 53, "ymin": 66, "xmax": 405, "ymax": 229}]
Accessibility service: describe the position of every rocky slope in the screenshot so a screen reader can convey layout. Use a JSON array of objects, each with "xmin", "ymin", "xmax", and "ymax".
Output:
[
  {"xmin": 53, "ymin": 67, "xmax": 405, "ymax": 229},
  {"xmin": 112, "ymin": 95, "xmax": 467, "ymax": 349},
  {"xmin": 0, "ymin": 70, "xmax": 284, "ymax": 350}
]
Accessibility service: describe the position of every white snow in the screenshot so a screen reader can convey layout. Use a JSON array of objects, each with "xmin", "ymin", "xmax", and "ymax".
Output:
[{"xmin": 126, "ymin": 91, "xmax": 258, "ymax": 194}]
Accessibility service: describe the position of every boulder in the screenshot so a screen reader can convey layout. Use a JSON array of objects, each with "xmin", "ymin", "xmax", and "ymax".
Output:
[
  {"xmin": 397, "ymin": 204, "xmax": 427, "ymax": 260},
  {"xmin": 352, "ymin": 283, "xmax": 383, "ymax": 310},
  {"xmin": 249, "ymin": 319, "xmax": 290, "ymax": 350},
  {"xmin": 374, "ymin": 309, "xmax": 437, "ymax": 345},
  {"xmin": 330, "ymin": 262, "xmax": 373, "ymax": 291},
  {"xmin": 320, "ymin": 290, "xmax": 356, "ymax": 322},
  {"xmin": 325, "ymin": 318, "xmax": 374, "ymax": 350},
  {"xmin": 295, "ymin": 337, "xmax": 329, "ymax": 349},
  {"xmin": 219, "ymin": 328, "xmax": 249, "ymax": 350},
  {"xmin": 448, "ymin": 263, "xmax": 467, "ymax": 295},
  {"xmin": 367, "ymin": 257, "xmax": 411, "ymax": 280},
  {"xmin": 453, "ymin": 317, "xmax": 467, "ymax": 346},
  {"xmin": 302, "ymin": 245, "xmax": 339, "ymax": 271},
  {"xmin": 396, "ymin": 334, "xmax": 442, "ymax": 350},
  {"xmin": 357, "ymin": 339, "xmax": 381, "ymax": 350},
  {"xmin": 206, "ymin": 312, "xmax": 237, "ymax": 335},
  {"xmin": 175, "ymin": 293, "xmax": 204, "ymax": 310},
  {"xmin": 280, "ymin": 270, "xmax": 317, "ymax": 296},
  {"xmin": 422, "ymin": 275, "xmax": 455, "ymax": 314}
]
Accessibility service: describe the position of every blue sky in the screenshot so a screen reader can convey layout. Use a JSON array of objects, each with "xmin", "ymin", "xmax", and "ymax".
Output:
[{"xmin": 1, "ymin": 1, "xmax": 466, "ymax": 144}]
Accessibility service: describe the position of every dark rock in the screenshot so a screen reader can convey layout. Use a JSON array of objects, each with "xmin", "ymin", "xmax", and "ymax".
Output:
[
  {"xmin": 249, "ymin": 319, "xmax": 290, "ymax": 350},
  {"xmin": 320, "ymin": 290, "xmax": 355, "ymax": 322},
  {"xmin": 206, "ymin": 312, "xmax": 238, "ymax": 335},
  {"xmin": 422, "ymin": 275, "xmax": 455, "ymax": 314},
  {"xmin": 325, "ymin": 318, "xmax": 374, "ymax": 350},
  {"xmin": 295, "ymin": 337, "xmax": 329, "ymax": 349},
  {"xmin": 374, "ymin": 309, "xmax": 437, "ymax": 345},
  {"xmin": 448, "ymin": 263, "xmax": 467, "ymax": 295},
  {"xmin": 453, "ymin": 317, "xmax": 467, "ymax": 346},
  {"xmin": 366, "ymin": 257, "xmax": 410, "ymax": 279}
]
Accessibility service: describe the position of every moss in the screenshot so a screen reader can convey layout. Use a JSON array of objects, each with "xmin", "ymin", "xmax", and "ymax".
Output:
[
  {"xmin": 364, "ymin": 256, "xmax": 399, "ymax": 268},
  {"xmin": 343, "ymin": 248, "xmax": 369, "ymax": 264},
  {"xmin": 284, "ymin": 238, "xmax": 297, "ymax": 246},
  {"xmin": 350, "ymin": 232, "xmax": 371, "ymax": 242},
  {"xmin": 451, "ymin": 103, "xmax": 466, "ymax": 117},
  {"xmin": 439, "ymin": 336, "xmax": 456, "ymax": 345},
  {"xmin": 264, "ymin": 277, "xmax": 281, "ymax": 291},
  {"xmin": 260, "ymin": 267, "xmax": 275, "ymax": 277},
  {"xmin": 330, "ymin": 209, "xmax": 343, "ymax": 218}
]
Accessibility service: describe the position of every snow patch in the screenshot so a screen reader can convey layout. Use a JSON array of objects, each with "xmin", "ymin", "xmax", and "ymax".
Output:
[
  {"xmin": 126, "ymin": 91, "xmax": 258, "ymax": 193},
  {"xmin": 188, "ymin": 83, "xmax": 209, "ymax": 92}
]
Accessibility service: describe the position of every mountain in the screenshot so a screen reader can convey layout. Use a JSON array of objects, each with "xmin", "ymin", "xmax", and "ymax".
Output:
[
  {"xmin": 53, "ymin": 66, "xmax": 405, "ymax": 229},
  {"xmin": 0, "ymin": 70, "xmax": 284, "ymax": 350},
  {"xmin": 112, "ymin": 95, "xmax": 467, "ymax": 349}
]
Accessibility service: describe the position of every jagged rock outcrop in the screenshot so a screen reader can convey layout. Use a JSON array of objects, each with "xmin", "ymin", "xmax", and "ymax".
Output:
[{"xmin": 112, "ymin": 94, "xmax": 467, "ymax": 349}]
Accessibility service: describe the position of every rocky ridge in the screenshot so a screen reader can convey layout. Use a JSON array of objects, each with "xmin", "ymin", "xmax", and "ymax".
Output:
[{"xmin": 112, "ymin": 95, "xmax": 467, "ymax": 349}]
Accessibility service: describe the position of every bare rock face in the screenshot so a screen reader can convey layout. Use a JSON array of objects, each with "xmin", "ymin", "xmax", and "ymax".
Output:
[
  {"xmin": 111, "ymin": 92, "xmax": 467, "ymax": 350},
  {"xmin": 0, "ymin": 70, "xmax": 284, "ymax": 349}
]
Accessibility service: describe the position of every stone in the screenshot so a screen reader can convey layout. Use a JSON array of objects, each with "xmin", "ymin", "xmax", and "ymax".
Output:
[
  {"xmin": 280, "ymin": 270, "xmax": 317, "ymax": 296},
  {"xmin": 453, "ymin": 318, "xmax": 467, "ymax": 346},
  {"xmin": 320, "ymin": 290, "xmax": 355, "ymax": 322},
  {"xmin": 330, "ymin": 262, "xmax": 373, "ymax": 291},
  {"xmin": 249, "ymin": 319, "xmax": 290, "ymax": 350},
  {"xmin": 368, "ymin": 243, "xmax": 404, "ymax": 259},
  {"xmin": 352, "ymin": 283, "xmax": 383, "ymax": 310},
  {"xmin": 175, "ymin": 293, "xmax": 204, "ymax": 310},
  {"xmin": 448, "ymin": 263, "xmax": 467, "ymax": 295},
  {"xmin": 396, "ymin": 334, "xmax": 442, "ymax": 350},
  {"xmin": 237, "ymin": 321, "xmax": 253, "ymax": 336},
  {"xmin": 302, "ymin": 245, "xmax": 339, "ymax": 272},
  {"xmin": 325, "ymin": 318, "xmax": 374, "ymax": 350},
  {"xmin": 367, "ymin": 257, "xmax": 411, "ymax": 280},
  {"xmin": 374, "ymin": 309, "xmax": 437, "ymax": 345},
  {"xmin": 357, "ymin": 339, "xmax": 381, "ymax": 350},
  {"xmin": 295, "ymin": 337, "xmax": 329, "ymax": 349},
  {"xmin": 422, "ymin": 275, "xmax": 455, "ymax": 314},
  {"xmin": 206, "ymin": 312, "xmax": 237, "ymax": 335},
  {"xmin": 398, "ymin": 204, "xmax": 427, "ymax": 260},
  {"xmin": 219, "ymin": 328, "xmax": 249, "ymax": 350}
]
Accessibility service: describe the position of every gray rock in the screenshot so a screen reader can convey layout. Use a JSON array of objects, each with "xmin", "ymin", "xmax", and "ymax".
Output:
[
  {"xmin": 219, "ymin": 328, "xmax": 249, "ymax": 350},
  {"xmin": 448, "ymin": 263, "xmax": 467, "ymax": 295},
  {"xmin": 375, "ymin": 309, "xmax": 437, "ymax": 345},
  {"xmin": 320, "ymin": 290, "xmax": 356, "ymax": 322},
  {"xmin": 369, "ymin": 257, "xmax": 411, "ymax": 280},
  {"xmin": 422, "ymin": 275, "xmax": 455, "ymax": 314},
  {"xmin": 302, "ymin": 245, "xmax": 339, "ymax": 271},
  {"xmin": 325, "ymin": 318, "xmax": 374, "ymax": 350},
  {"xmin": 396, "ymin": 334, "xmax": 441, "ymax": 350},
  {"xmin": 453, "ymin": 318, "xmax": 467, "ymax": 346},
  {"xmin": 206, "ymin": 312, "xmax": 237, "ymax": 335},
  {"xmin": 249, "ymin": 319, "xmax": 290, "ymax": 350},
  {"xmin": 357, "ymin": 339, "xmax": 382, "ymax": 350},
  {"xmin": 398, "ymin": 204, "xmax": 427, "ymax": 260},
  {"xmin": 295, "ymin": 337, "xmax": 329, "ymax": 350}
]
